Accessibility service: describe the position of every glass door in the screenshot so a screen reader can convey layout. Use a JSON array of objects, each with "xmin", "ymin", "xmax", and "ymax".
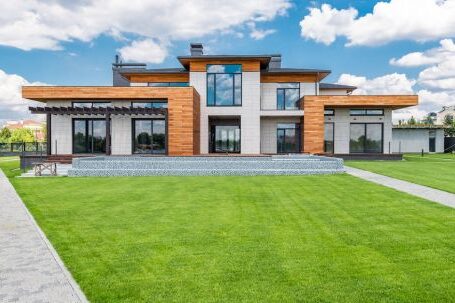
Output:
[
  {"xmin": 211, "ymin": 125, "xmax": 240, "ymax": 153},
  {"xmin": 277, "ymin": 123, "xmax": 300, "ymax": 153},
  {"xmin": 133, "ymin": 119, "xmax": 166, "ymax": 154},
  {"xmin": 73, "ymin": 119, "xmax": 106, "ymax": 154}
]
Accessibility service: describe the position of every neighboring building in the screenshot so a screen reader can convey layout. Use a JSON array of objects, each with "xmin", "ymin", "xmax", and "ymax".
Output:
[
  {"xmin": 392, "ymin": 125, "xmax": 445, "ymax": 153},
  {"xmin": 22, "ymin": 43, "xmax": 417, "ymax": 156},
  {"xmin": 4, "ymin": 120, "xmax": 45, "ymax": 141},
  {"xmin": 436, "ymin": 105, "xmax": 455, "ymax": 125}
]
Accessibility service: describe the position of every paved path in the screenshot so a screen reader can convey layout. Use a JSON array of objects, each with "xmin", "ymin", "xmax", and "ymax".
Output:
[
  {"xmin": 345, "ymin": 166, "xmax": 455, "ymax": 209},
  {"xmin": 0, "ymin": 170, "xmax": 88, "ymax": 302}
]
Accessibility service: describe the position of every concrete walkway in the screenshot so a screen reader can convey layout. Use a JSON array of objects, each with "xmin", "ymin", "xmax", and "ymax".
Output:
[
  {"xmin": 0, "ymin": 170, "xmax": 87, "ymax": 302},
  {"xmin": 346, "ymin": 166, "xmax": 455, "ymax": 209}
]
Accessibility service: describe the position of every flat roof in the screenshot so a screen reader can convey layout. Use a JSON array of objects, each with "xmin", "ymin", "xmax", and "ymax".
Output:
[
  {"xmin": 177, "ymin": 55, "xmax": 272, "ymax": 69},
  {"xmin": 119, "ymin": 68, "xmax": 188, "ymax": 75},
  {"xmin": 320, "ymin": 83, "xmax": 357, "ymax": 90}
]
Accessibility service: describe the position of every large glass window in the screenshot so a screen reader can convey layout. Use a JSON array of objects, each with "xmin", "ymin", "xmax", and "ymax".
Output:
[
  {"xmin": 210, "ymin": 125, "xmax": 241, "ymax": 153},
  {"xmin": 148, "ymin": 82, "xmax": 189, "ymax": 87},
  {"xmin": 132, "ymin": 119, "xmax": 166, "ymax": 154},
  {"xmin": 207, "ymin": 64, "xmax": 242, "ymax": 106},
  {"xmin": 350, "ymin": 109, "xmax": 384, "ymax": 116},
  {"xmin": 277, "ymin": 83, "xmax": 300, "ymax": 110},
  {"xmin": 72, "ymin": 119, "xmax": 106, "ymax": 154},
  {"xmin": 72, "ymin": 102, "xmax": 111, "ymax": 108},
  {"xmin": 324, "ymin": 123, "xmax": 334, "ymax": 153},
  {"xmin": 277, "ymin": 123, "xmax": 300, "ymax": 153},
  {"xmin": 350, "ymin": 123, "xmax": 383, "ymax": 153},
  {"xmin": 131, "ymin": 101, "xmax": 168, "ymax": 108}
]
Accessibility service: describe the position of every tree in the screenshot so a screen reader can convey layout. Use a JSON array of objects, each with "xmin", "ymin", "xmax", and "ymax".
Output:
[
  {"xmin": 422, "ymin": 114, "xmax": 435, "ymax": 125},
  {"xmin": 443, "ymin": 114, "xmax": 455, "ymax": 137},
  {"xmin": 9, "ymin": 128, "xmax": 36, "ymax": 143},
  {"xmin": 0, "ymin": 127, "xmax": 11, "ymax": 143},
  {"xmin": 407, "ymin": 116, "xmax": 417, "ymax": 125}
]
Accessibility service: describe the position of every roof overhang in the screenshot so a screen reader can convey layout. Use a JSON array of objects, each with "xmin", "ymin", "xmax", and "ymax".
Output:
[
  {"xmin": 262, "ymin": 70, "xmax": 331, "ymax": 82},
  {"xmin": 22, "ymin": 86, "xmax": 197, "ymax": 102},
  {"xmin": 29, "ymin": 106, "xmax": 167, "ymax": 116},
  {"xmin": 306, "ymin": 95, "xmax": 418, "ymax": 110},
  {"xmin": 177, "ymin": 55, "xmax": 272, "ymax": 69}
]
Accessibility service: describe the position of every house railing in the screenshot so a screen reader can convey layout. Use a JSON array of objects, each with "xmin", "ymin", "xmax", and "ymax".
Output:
[{"xmin": 0, "ymin": 142, "xmax": 47, "ymax": 155}]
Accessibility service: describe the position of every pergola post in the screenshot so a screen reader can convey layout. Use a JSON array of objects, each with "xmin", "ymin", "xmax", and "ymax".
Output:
[
  {"xmin": 105, "ymin": 113, "xmax": 111, "ymax": 155},
  {"xmin": 46, "ymin": 113, "xmax": 51, "ymax": 156}
]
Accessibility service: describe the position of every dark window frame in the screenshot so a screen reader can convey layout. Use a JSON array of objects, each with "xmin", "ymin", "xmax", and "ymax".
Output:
[
  {"xmin": 276, "ymin": 123, "xmax": 301, "ymax": 154},
  {"xmin": 131, "ymin": 118, "xmax": 167, "ymax": 155},
  {"xmin": 131, "ymin": 100, "xmax": 168, "ymax": 109},
  {"xmin": 324, "ymin": 109, "xmax": 335, "ymax": 116},
  {"xmin": 72, "ymin": 118, "xmax": 108, "ymax": 154},
  {"xmin": 276, "ymin": 83, "xmax": 301, "ymax": 110},
  {"xmin": 324, "ymin": 122, "xmax": 335, "ymax": 153},
  {"xmin": 72, "ymin": 102, "xmax": 111, "ymax": 108},
  {"xmin": 349, "ymin": 122, "xmax": 384, "ymax": 154},
  {"xmin": 147, "ymin": 82, "xmax": 189, "ymax": 87},
  {"xmin": 350, "ymin": 109, "xmax": 384, "ymax": 116},
  {"xmin": 206, "ymin": 64, "xmax": 242, "ymax": 107}
]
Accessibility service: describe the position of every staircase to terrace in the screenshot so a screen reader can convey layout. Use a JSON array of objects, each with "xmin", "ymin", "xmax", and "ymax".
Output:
[{"xmin": 68, "ymin": 155, "xmax": 345, "ymax": 177}]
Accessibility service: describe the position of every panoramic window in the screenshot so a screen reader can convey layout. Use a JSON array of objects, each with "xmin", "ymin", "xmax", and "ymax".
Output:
[
  {"xmin": 148, "ymin": 82, "xmax": 189, "ymax": 87},
  {"xmin": 277, "ymin": 123, "xmax": 300, "ymax": 153},
  {"xmin": 132, "ymin": 119, "xmax": 166, "ymax": 154},
  {"xmin": 73, "ymin": 119, "xmax": 106, "ymax": 154},
  {"xmin": 207, "ymin": 64, "xmax": 242, "ymax": 106},
  {"xmin": 72, "ymin": 102, "xmax": 111, "ymax": 108},
  {"xmin": 350, "ymin": 123, "xmax": 383, "ymax": 153},
  {"xmin": 324, "ymin": 123, "xmax": 334, "ymax": 153},
  {"xmin": 350, "ymin": 109, "xmax": 384, "ymax": 116},
  {"xmin": 277, "ymin": 83, "xmax": 300, "ymax": 110},
  {"xmin": 131, "ymin": 101, "xmax": 168, "ymax": 109}
]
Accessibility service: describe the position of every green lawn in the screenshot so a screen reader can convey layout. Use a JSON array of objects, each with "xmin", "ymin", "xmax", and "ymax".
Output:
[
  {"xmin": 346, "ymin": 153, "xmax": 455, "ymax": 193},
  {"xmin": 1, "ymin": 160, "xmax": 454, "ymax": 302}
]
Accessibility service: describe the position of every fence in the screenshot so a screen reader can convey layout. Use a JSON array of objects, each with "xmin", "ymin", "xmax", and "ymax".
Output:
[
  {"xmin": 445, "ymin": 137, "xmax": 455, "ymax": 152},
  {"xmin": 0, "ymin": 142, "xmax": 47, "ymax": 155}
]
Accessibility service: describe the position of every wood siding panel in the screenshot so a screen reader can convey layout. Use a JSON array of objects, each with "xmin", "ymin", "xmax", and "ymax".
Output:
[
  {"xmin": 189, "ymin": 60, "xmax": 260, "ymax": 72},
  {"xmin": 22, "ymin": 86, "xmax": 200, "ymax": 156},
  {"xmin": 127, "ymin": 73, "xmax": 189, "ymax": 83},
  {"xmin": 261, "ymin": 74, "xmax": 317, "ymax": 83}
]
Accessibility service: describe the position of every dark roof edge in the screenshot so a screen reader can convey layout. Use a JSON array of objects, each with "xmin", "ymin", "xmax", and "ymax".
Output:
[{"xmin": 320, "ymin": 83, "xmax": 357, "ymax": 90}]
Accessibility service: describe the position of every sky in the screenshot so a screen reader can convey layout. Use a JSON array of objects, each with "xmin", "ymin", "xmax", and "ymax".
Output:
[{"xmin": 1, "ymin": 0, "xmax": 455, "ymax": 125}]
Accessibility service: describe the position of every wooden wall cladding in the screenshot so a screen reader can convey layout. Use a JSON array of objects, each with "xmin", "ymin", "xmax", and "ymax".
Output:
[
  {"xmin": 23, "ymin": 86, "xmax": 200, "ymax": 156},
  {"xmin": 260, "ymin": 73, "xmax": 317, "ymax": 83},
  {"xmin": 189, "ymin": 60, "xmax": 261, "ymax": 72},
  {"xmin": 126, "ymin": 73, "xmax": 189, "ymax": 83},
  {"xmin": 302, "ymin": 95, "xmax": 418, "ymax": 154}
]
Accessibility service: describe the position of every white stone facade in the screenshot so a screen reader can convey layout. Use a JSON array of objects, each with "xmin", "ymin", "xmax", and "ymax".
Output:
[{"xmin": 392, "ymin": 128, "xmax": 444, "ymax": 153}]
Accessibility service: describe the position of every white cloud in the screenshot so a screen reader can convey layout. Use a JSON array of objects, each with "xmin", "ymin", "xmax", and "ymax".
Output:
[
  {"xmin": 337, "ymin": 73, "xmax": 416, "ymax": 95},
  {"xmin": 0, "ymin": 69, "xmax": 46, "ymax": 126},
  {"xmin": 391, "ymin": 39, "xmax": 455, "ymax": 90},
  {"xmin": 247, "ymin": 22, "xmax": 276, "ymax": 40},
  {"xmin": 0, "ymin": 0, "xmax": 291, "ymax": 62},
  {"xmin": 119, "ymin": 39, "xmax": 167, "ymax": 63},
  {"xmin": 300, "ymin": 0, "xmax": 455, "ymax": 46},
  {"xmin": 336, "ymin": 72, "xmax": 455, "ymax": 122}
]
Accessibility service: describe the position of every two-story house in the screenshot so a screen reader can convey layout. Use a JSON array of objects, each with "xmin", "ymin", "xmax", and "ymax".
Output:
[{"xmin": 22, "ymin": 43, "xmax": 418, "ymax": 156}]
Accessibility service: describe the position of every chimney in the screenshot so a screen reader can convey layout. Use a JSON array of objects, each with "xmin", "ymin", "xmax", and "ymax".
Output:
[
  {"xmin": 269, "ymin": 54, "xmax": 281, "ymax": 69},
  {"xmin": 190, "ymin": 43, "xmax": 203, "ymax": 56}
]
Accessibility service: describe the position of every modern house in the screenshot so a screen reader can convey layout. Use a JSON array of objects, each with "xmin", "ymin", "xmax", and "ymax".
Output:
[{"xmin": 22, "ymin": 43, "xmax": 418, "ymax": 157}]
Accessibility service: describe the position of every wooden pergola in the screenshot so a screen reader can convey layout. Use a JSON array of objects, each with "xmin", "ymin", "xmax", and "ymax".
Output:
[{"xmin": 29, "ymin": 106, "xmax": 168, "ymax": 156}]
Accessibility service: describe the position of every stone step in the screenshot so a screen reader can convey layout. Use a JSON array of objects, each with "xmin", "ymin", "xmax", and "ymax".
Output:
[
  {"xmin": 68, "ymin": 168, "xmax": 345, "ymax": 177},
  {"xmin": 72, "ymin": 160, "xmax": 343, "ymax": 170}
]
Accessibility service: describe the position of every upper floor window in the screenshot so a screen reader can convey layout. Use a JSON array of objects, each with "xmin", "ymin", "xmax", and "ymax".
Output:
[
  {"xmin": 148, "ymin": 82, "xmax": 189, "ymax": 87},
  {"xmin": 324, "ymin": 109, "xmax": 335, "ymax": 116},
  {"xmin": 131, "ymin": 100, "xmax": 168, "ymax": 109},
  {"xmin": 350, "ymin": 109, "xmax": 384, "ymax": 116},
  {"xmin": 277, "ymin": 83, "xmax": 300, "ymax": 110},
  {"xmin": 207, "ymin": 64, "xmax": 242, "ymax": 106},
  {"xmin": 72, "ymin": 102, "xmax": 111, "ymax": 108}
]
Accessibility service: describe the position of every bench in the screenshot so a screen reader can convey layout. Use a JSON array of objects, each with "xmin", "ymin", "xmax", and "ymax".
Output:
[{"xmin": 33, "ymin": 162, "xmax": 57, "ymax": 176}]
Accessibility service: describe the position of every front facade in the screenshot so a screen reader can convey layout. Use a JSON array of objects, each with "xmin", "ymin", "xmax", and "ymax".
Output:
[{"xmin": 22, "ymin": 43, "xmax": 418, "ymax": 156}]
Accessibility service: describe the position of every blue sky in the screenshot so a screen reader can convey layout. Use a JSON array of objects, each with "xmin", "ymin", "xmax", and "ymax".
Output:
[{"xmin": 0, "ymin": 0, "xmax": 454, "ymax": 124}]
